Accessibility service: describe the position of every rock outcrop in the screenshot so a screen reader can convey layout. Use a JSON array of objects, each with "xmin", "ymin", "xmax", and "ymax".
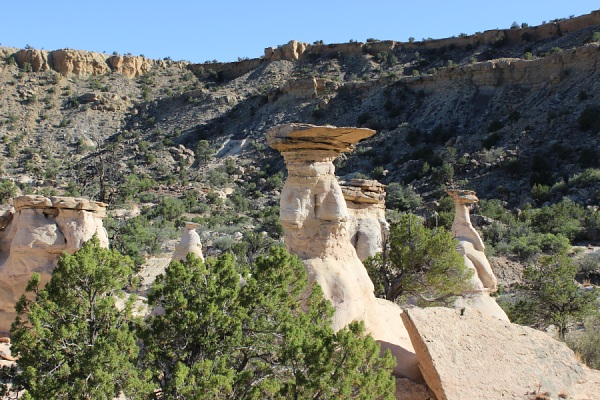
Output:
[
  {"xmin": 0, "ymin": 195, "xmax": 108, "ymax": 334},
  {"xmin": 107, "ymin": 55, "xmax": 154, "ymax": 78},
  {"xmin": 264, "ymin": 40, "xmax": 308, "ymax": 61},
  {"xmin": 341, "ymin": 179, "xmax": 388, "ymax": 261},
  {"xmin": 12, "ymin": 48, "xmax": 175, "ymax": 77},
  {"xmin": 172, "ymin": 222, "xmax": 204, "ymax": 262},
  {"xmin": 50, "ymin": 49, "xmax": 111, "ymax": 76},
  {"xmin": 187, "ymin": 9, "xmax": 600, "ymax": 86},
  {"xmin": 401, "ymin": 307, "xmax": 600, "ymax": 400},
  {"xmin": 447, "ymin": 189, "xmax": 508, "ymax": 321},
  {"xmin": 267, "ymin": 123, "xmax": 421, "ymax": 382}
]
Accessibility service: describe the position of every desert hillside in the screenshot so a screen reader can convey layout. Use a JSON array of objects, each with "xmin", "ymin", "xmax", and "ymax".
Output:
[{"xmin": 0, "ymin": 8, "xmax": 600, "ymax": 400}]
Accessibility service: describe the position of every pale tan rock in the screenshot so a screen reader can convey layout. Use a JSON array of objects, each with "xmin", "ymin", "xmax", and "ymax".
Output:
[
  {"xmin": 0, "ymin": 351, "xmax": 16, "ymax": 361},
  {"xmin": 14, "ymin": 49, "xmax": 50, "ymax": 72},
  {"xmin": 402, "ymin": 307, "xmax": 600, "ymax": 400},
  {"xmin": 342, "ymin": 179, "xmax": 388, "ymax": 261},
  {"xmin": 49, "ymin": 49, "xmax": 110, "ymax": 76},
  {"xmin": 267, "ymin": 123, "xmax": 375, "ymax": 155},
  {"xmin": 267, "ymin": 124, "xmax": 421, "ymax": 382},
  {"xmin": 0, "ymin": 342, "xmax": 13, "ymax": 368},
  {"xmin": 447, "ymin": 189, "xmax": 508, "ymax": 321},
  {"xmin": 264, "ymin": 40, "xmax": 308, "ymax": 61},
  {"xmin": 172, "ymin": 222, "xmax": 204, "ymax": 262},
  {"xmin": 108, "ymin": 55, "xmax": 153, "ymax": 78},
  {"xmin": 0, "ymin": 195, "xmax": 108, "ymax": 334},
  {"xmin": 395, "ymin": 378, "xmax": 432, "ymax": 400}
]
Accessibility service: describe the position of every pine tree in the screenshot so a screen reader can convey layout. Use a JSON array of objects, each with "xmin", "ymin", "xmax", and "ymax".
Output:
[
  {"xmin": 2, "ymin": 236, "xmax": 152, "ymax": 399},
  {"xmin": 142, "ymin": 247, "xmax": 396, "ymax": 399},
  {"xmin": 365, "ymin": 213, "xmax": 472, "ymax": 305}
]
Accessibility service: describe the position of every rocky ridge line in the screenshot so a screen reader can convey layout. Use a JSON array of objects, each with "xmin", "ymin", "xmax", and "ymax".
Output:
[{"xmin": 11, "ymin": 48, "xmax": 185, "ymax": 78}]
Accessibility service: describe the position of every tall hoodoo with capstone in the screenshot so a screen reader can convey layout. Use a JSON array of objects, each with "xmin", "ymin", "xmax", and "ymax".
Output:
[
  {"xmin": 447, "ymin": 189, "xmax": 509, "ymax": 321},
  {"xmin": 0, "ymin": 195, "xmax": 109, "ymax": 334},
  {"xmin": 267, "ymin": 123, "xmax": 421, "ymax": 381}
]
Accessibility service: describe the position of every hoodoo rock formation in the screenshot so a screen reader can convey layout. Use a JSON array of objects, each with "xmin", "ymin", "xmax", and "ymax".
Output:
[
  {"xmin": 266, "ymin": 123, "xmax": 421, "ymax": 381},
  {"xmin": 0, "ymin": 195, "xmax": 108, "ymax": 334},
  {"xmin": 341, "ymin": 179, "xmax": 389, "ymax": 261},
  {"xmin": 447, "ymin": 189, "xmax": 509, "ymax": 321},
  {"xmin": 172, "ymin": 222, "xmax": 204, "ymax": 262}
]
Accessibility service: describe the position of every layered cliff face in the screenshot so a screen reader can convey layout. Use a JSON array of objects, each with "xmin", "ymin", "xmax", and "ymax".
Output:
[
  {"xmin": 267, "ymin": 123, "xmax": 421, "ymax": 382},
  {"xmin": 12, "ymin": 48, "xmax": 175, "ymax": 77},
  {"xmin": 0, "ymin": 195, "xmax": 108, "ymax": 334}
]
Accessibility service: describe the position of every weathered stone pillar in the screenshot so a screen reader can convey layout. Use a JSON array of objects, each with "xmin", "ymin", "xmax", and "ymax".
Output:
[
  {"xmin": 341, "ymin": 179, "xmax": 389, "ymax": 261},
  {"xmin": 447, "ymin": 189, "xmax": 509, "ymax": 321},
  {"xmin": 172, "ymin": 222, "xmax": 204, "ymax": 262},
  {"xmin": 0, "ymin": 195, "xmax": 108, "ymax": 334},
  {"xmin": 267, "ymin": 123, "xmax": 421, "ymax": 381}
]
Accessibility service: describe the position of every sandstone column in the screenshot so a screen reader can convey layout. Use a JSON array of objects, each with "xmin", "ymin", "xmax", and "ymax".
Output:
[
  {"xmin": 267, "ymin": 123, "xmax": 421, "ymax": 381},
  {"xmin": 341, "ymin": 179, "xmax": 389, "ymax": 261},
  {"xmin": 172, "ymin": 222, "xmax": 204, "ymax": 262},
  {"xmin": 447, "ymin": 189, "xmax": 509, "ymax": 321},
  {"xmin": 0, "ymin": 195, "xmax": 108, "ymax": 334}
]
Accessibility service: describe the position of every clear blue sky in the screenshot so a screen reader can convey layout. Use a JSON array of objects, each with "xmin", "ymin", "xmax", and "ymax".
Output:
[{"xmin": 1, "ymin": 1, "xmax": 598, "ymax": 63}]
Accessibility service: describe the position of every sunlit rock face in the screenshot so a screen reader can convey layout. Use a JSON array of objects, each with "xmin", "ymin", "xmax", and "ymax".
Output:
[
  {"xmin": 0, "ymin": 195, "xmax": 108, "ymax": 334},
  {"xmin": 267, "ymin": 124, "xmax": 421, "ymax": 381},
  {"xmin": 447, "ymin": 189, "xmax": 508, "ymax": 321},
  {"xmin": 341, "ymin": 179, "xmax": 389, "ymax": 262},
  {"xmin": 402, "ymin": 307, "xmax": 600, "ymax": 400}
]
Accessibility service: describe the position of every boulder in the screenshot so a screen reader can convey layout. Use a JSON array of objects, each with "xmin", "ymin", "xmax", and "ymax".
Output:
[
  {"xmin": 0, "ymin": 196, "xmax": 108, "ymax": 335},
  {"xmin": 401, "ymin": 307, "xmax": 600, "ymax": 400},
  {"xmin": 267, "ymin": 124, "xmax": 421, "ymax": 381}
]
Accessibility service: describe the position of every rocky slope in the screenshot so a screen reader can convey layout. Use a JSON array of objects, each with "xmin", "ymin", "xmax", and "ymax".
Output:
[
  {"xmin": 0, "ymin": 11, "xmax": 598, "ymax": 199},
  {"xmin": 1, "ymin": 10, "xmax": 600, "ymax": 278}
]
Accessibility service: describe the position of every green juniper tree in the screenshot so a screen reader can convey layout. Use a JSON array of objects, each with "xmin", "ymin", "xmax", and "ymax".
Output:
[
  {"xmin": 365, "ymin": 213, "xmax": 472, "ymax": 305},
  {"xmin": 142, "ymin": 248, "xmax": 396, "ymax": 399},
  {"xmin": 507, "ymin": 254, "xmax": 598, "ymax": 340},
  {"xmin": 1, "ymin": 236, "xmax": 152, "ymax": 399}
]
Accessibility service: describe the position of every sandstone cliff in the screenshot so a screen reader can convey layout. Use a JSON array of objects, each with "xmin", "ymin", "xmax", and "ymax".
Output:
[
  {"xmin": 0, "ymin": 195, "xmax": 108, "ymax": 334},
  {"xmin": 188, "ymin": 10, "xmax": 600, "ymax": 81},
  {"xmin": 13, "ymin": 48, "xmax": 177, "ymax": 77}
]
